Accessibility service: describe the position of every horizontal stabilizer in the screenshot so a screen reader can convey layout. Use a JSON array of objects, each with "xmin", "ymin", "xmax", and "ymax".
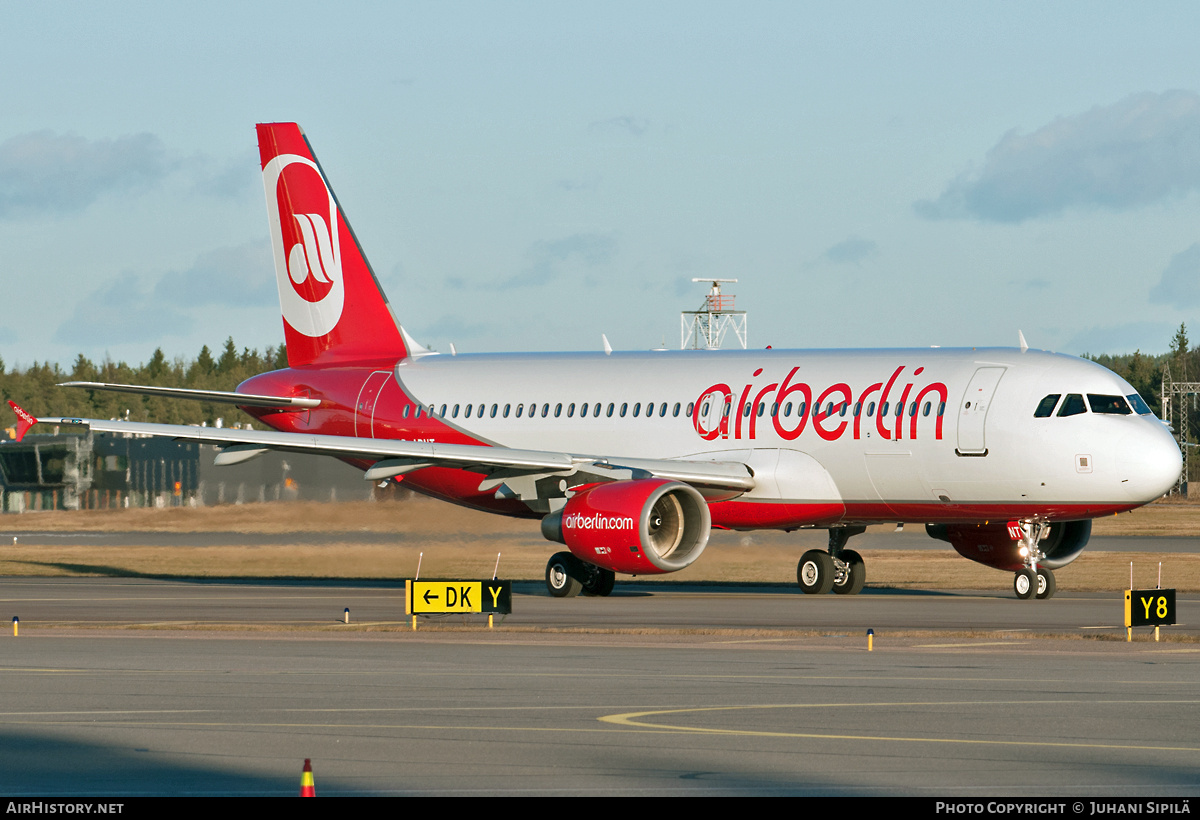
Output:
[{"xmin": 59, "ymin": 382, "xmax": 320, "ymax": 409}]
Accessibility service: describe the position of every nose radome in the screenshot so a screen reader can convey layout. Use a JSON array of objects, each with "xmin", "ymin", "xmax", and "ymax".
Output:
[{"xmin": 1117, "ymin": 423, "xmax": 1183, "ymax": 502}]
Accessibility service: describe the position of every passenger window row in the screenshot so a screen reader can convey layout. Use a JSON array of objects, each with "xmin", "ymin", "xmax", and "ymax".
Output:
[
  {"xmin": 394, "ymin": 399, "xmax": 950, "ymax": 422},
  {"xmin": 699, "ymin": 400, "xmax": 947, "ymax": 419},
  {"xmin": 399, "ymin": 401, "xmax": 692, "ymax": 420}
]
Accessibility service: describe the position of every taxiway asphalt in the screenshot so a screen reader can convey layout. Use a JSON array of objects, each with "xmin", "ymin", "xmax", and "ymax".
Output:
[
  {"xmin": 0, "ymin": 576, "xmax": 1196, "ymax": 635},
  {"xmin": 0, "ymin": 530, "xmax": 1190, "ymax": 552},
  {"xmin": 0, "ymin": 577, "xmax": 1197, "ymax": 796}
]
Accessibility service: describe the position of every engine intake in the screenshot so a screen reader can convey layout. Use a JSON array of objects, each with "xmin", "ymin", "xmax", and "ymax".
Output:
[{"xmin": 541, "ymin": 479, "xmax": 711, "ymax": 574}]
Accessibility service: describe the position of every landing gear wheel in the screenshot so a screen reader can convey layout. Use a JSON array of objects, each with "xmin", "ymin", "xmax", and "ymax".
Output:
[
  {"xmin": 1014, "ymin": 568, "xmax": 1037, "ymax": 600},
  {"xmin": 546, "ymin": 552, "xmax": 583, "ymax": 598},
  {"xmin": 1036, "ymin": 567, "xmax": 1056, "ymax": 600},
  {"xmin": 581, "ymin": 565, "xmax": 616, "ymax": 597},
  {"xmin": 832, "ymin": 549, "xmax": 866, "ymax": 595},
  {"xmin": 798, "ymin": 549, "xmax": 836, "ymax": 595}
]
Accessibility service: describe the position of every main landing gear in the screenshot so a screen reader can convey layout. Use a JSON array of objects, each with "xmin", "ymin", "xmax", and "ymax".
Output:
[
  {"xmin": 797, "ymin": 527, "xmax": 867, "ymax": 595},
  {"xmin": 545, "ymin": 552, "xmax": 616, "ymax": 598},
  {"xmin": 1012, "ymin": 520, "xmax": 1056, "ymax": 600}
]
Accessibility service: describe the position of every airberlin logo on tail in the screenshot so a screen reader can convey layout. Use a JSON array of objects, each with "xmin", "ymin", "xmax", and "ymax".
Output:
[
  {"xmin": 263, "ymin": 154, "xmax": 345, "ymax": 338},
  {"xmin": 289, "ymin": 213, "xmax": 337, "ymax": 288},
  {"xmin": 693, "ymin": 365, "xmax": 948, "ymax": 443}
]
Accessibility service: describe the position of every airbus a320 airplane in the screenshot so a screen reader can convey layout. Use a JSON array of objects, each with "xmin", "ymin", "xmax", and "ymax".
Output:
[{"xmin": 9, "ymin": 123, "xmax": 1182, "ymax": 600}]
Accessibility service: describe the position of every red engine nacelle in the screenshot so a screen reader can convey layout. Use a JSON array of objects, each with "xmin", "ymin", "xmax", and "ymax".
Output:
[
  {"xmin": 541, "ymin": 479, "xmax": 711, "ymax": 575},
  {"xmin": 926, "ymin": 520, "xmax": 1092, "ymax": 571}
]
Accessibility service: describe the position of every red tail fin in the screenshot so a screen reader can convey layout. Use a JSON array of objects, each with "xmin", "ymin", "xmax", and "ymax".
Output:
[
  {"xmin": 257, "ymin": 123, "xmax": 410, "ymax": 368},
  {"xmin": 7, "ymin": 401, "xmax": 37, "ymax": 442}
]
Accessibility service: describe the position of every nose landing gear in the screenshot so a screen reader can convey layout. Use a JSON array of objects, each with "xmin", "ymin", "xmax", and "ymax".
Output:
[
  {"xmin": 1035, "ymin": 567, "xmax": 1055, "ymax": 599},
  {"xmin": 1014, "ymin": 567, "xmax": 1037, "ymax": 599},
  {"xmin": 1012, "ymin": 520, "xmax": 1057, "ymax": 600}
]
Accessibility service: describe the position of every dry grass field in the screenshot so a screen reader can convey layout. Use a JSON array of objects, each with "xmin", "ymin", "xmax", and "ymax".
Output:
[
  {"xmin": 0, "ymin": 496, "xmax": 1196, "ymax": 592},
  {"xmin": 1090, "ymin": 495, "xmax": 1200, "ymax": 536}
]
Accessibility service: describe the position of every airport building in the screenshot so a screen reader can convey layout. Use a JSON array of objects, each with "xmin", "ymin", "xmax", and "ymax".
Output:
[{"xmin": 0, "ymin": 430, "xmax": 371, "ymax": 512}]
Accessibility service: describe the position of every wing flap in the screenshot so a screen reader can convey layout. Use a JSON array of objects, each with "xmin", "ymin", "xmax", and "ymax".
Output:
[{"xmin": 588, "ymin": 457, "xmax": 755, "ymax": 491}]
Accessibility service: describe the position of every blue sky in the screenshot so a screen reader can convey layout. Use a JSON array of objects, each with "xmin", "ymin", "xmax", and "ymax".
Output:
[{"xmin": 3, "ymin": 2, "xmax": 1200, "ymax": 368}]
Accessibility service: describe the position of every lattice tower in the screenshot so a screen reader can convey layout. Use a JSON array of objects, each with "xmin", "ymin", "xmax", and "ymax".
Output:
[
  {"xmin": 681, "ymin": 279, "xmax": 747, "ymax": 350},
  {"xmin": 1161, "ymin": 363, "xmax": 1200, "ymax": 495}
]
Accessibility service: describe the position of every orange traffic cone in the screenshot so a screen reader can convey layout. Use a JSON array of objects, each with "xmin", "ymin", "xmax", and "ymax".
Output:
[{"xmin": 300, "ymin": 759, "xmax": 315, "ymax": 797}]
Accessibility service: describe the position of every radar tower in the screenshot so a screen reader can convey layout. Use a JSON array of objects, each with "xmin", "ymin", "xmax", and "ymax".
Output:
[{"xmin": 681, "ymin": 278, "xmax": 747, "ymax": 350}]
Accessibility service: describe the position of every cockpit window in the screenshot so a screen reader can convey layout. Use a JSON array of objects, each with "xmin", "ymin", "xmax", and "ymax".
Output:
[
  {"xmin": 1034, "ymin": 394, "xmax": 1060, "ymax": 417},
  {"xmin": 1088, "ymin": 394, "xmax": 1131, "ymax": 415},
  {"xmin": 1127, "ymin": 393, "xmax": 1153, "ymax": 415},
  {"xmin": 1057, "ymin": 394, "xmax": 1087, "ymax": 417}
]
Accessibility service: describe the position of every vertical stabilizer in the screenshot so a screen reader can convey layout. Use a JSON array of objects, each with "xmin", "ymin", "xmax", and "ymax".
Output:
[
  {"xmin": 257, "ymin": 122, "xmax": 409, "ymax": 367},
  {"xmin": 7, "ymin": 401, "xmax": 38, "ymax": 442}
]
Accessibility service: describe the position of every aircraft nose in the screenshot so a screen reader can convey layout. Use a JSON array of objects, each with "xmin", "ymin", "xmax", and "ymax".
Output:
[{"xmin": 1118, "ymin": 422, "xmax": 1182, "ymax": 502}]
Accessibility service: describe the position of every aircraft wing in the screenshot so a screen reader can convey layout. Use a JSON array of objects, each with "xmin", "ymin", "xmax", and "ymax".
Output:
[
  {"xmin": 7, "ymin": 403, "xmax": 756, "ymax": 495},
  {"xmin": 58, "ymin": 381, "xmax": 321, "ymax": 409}
]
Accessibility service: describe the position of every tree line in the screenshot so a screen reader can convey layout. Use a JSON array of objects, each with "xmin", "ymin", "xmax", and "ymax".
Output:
[
  {"xmin": 0, "ymin": 339, "xmax": 287, "ymax": 432},
  {"xmin": 1085, "ymin": 322, "xmax": 1192, "ymax": 419}
]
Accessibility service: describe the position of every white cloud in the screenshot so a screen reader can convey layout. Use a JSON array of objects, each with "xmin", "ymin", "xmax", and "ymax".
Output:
[
  {"xmin": 186, "ymin": 148, "xmax": 258, "ymax": 199},
  {"xmin": 916, "ymin": 91, "xmax": 1200, "ymax": 223},
  {"xmin": 0, "ymin": 130, "xmax": 169, "ymax": 218},
  {"xmin": 818, "ymin": 237, "xmax": 878, "ymax": 265},
  {"xmin": 153, "ymin": 241, "xmax": 275, "ymax": 307},
  {"xmin": 496, "ymin": 232, "xmax": 617, "ymax": 290},
  {"xmin": 52, "ymin": 242, "xmax": 274, "ymax": 347},
  {"xmin": 53, "ymin": 274, "xmax": 193, "ymax": 347},
  {"xmin": 1150, "ymin": 242, "xmax": 1200, "ymax": 308},
  {"xmin": 589, "ymin": 116, "xmax": 650, "ymax": 137},
  {"xmin": 0, "ymin": 131, "xmax": 258, "ymax": 219}
]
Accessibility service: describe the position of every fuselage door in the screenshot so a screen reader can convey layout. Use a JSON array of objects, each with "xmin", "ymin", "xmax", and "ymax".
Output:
[
  {"xmin": 354, "ymin": 371, "xmax": 392, "ymax": 438},
  {"xmin": 956, "ymin": 366, "xmax": 1006, "ymax": 455}
]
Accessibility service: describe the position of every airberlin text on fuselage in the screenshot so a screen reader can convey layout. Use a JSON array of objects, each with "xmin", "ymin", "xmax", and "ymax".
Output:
[{"xmin": 693, "ymin": 365, "xmax": 948, "ymax": 443}]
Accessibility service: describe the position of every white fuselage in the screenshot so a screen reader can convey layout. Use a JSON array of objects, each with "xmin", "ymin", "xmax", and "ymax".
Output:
[{"xmin": 386, "ymin": 346, "xmax": 1180, "ymax": 523}]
